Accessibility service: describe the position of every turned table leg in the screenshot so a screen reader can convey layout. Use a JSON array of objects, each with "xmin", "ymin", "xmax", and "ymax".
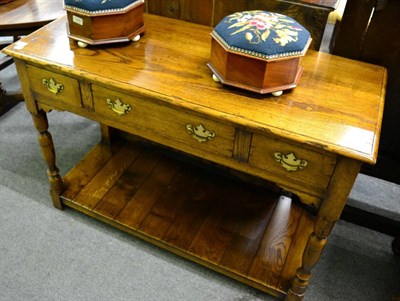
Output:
[
  {"xmin": 31, "ymin": 110, "xmax": 64, "ymax": 209},
  {"xmin": 286, "ymin": 217, "xmax": 331, "ymax": 300},
  {"xmin": 286, "ymin": 157, "xmax": 362, "ymax": 301}
]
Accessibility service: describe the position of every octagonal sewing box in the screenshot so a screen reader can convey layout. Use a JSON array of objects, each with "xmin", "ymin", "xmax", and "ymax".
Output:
[
  {"xmin": 64, "ymin": 0, "xmax": 145, "ymax": 47},
  {"xmin": 208, "ymin": 10, "xmax": 311, "ymax": 95}
]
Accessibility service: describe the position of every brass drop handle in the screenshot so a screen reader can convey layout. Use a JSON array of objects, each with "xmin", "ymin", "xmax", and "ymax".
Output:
[
  {"xmin": 274, "ymin": 152, "xmax": 308, "ymax": 172},
  {"xmin": 106, "ymin": 98, "xmax": 132, "ymax": 116},
  {"xmin": 186, "ymin": 124, "xmax": 216, "ymax": 143},
  {"xmin": 42, "ymin": 78, "xmax": 64, "ymax": 95}
]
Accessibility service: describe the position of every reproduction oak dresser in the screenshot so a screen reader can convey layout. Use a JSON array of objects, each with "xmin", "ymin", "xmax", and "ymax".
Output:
[{"xmin": 3, "ymin": 14, "xmax": 386, "ymax": 300}]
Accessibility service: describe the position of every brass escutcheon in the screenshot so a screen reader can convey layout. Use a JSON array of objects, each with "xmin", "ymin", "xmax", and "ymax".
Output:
[
  {"xmin": 186, "ymin": 124, "xmax": 216, "ymax": 143},
  {"xmin": 106, "ymin": 98, "xmax": 132, "ymax": 115},
  {"xmin": 42, "ymin": 78, "xmax": 64, "ymax": 95},
  {"xmin": 274, "ymin": 152, "xmax": 308, "ymax": 172}
]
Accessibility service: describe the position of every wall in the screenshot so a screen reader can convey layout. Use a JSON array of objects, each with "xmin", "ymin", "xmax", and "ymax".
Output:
[{"xmin": 144, "ymin": 0, "xmax": 336, "ymax": 50}]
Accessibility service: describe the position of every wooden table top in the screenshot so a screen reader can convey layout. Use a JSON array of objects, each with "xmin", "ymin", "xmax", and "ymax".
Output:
[
  {"xmin": 0, "ymin": 0, "xmax": 64, "ymax": 30},
  {"xmin": 3, "ymin": 14, "xmax": 386, "ymax": 164}
]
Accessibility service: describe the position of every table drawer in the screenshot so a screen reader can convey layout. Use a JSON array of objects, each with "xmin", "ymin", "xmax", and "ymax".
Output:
[
  {"xmin": 26, "ymin": 65, "xmax": 82, "ymax": 108},
  {"xmin": 92, "ymin": 85, "xmax": 235, "ymax": 159},
  {"xmin": 249, "ymin": 133, "xmax": 337, "ymax": 189}
]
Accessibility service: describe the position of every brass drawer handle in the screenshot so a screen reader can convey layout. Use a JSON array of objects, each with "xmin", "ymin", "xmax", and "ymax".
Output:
[
  {"xmin": 106, "ymin": 98, "xmax": 132, "ymax": 115},
  {"xmin": 274, "ymin": 152, "xmax": 308, "ymax": 172},
  {"xmin": 42, "ymin": 78, "xmax": 64, "ymax": 95},
  {"xmin": 186, "ymin": 124, "xmax": 216, "ymax": 143}
]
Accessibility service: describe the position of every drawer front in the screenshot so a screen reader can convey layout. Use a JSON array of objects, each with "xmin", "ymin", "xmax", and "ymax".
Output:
[
  {"xmin": 92, "ymin": 85, "xmax": 235, "ymax": 159},
  {"xmin": 249, "ymin": 133, "xmax": 337, "ymax": 189},
  {"xmin": 26, "ymin": 65, "xmax": 82, "ymax": 108}
]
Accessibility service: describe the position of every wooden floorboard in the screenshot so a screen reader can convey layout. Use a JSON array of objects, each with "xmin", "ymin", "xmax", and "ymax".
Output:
[
  {"xmin": 247, "ymin": 195, "xmax": 303, "ymax": 289},
  {"xmin": 187, "ymin": 180, "xmax": 244, "ymax": 263},
  {"xmin": 277, "ymin": 209, "xmax": 314, "ymax": 291},
  {"xmin": 72, "ymin": 146, "xmax": 139, "ymax": 209},
  {"xmin": 62, "ymin": 143, "xmax": 113, "ymax": 201},
  {"xmin": 94, "ymin": 150, "xmax": 162, "ymax": 218},
  {"xmin": 219, "ymin": 190, "xmax": 277, "ymax": 275},
  {"xmin": 161, "ymin": 173, "xmax": 217, "ymax": 251},
  {"xmin": 138, "ymin": 166, "xmax": 199, "ymax": 239},
  {"xmin": 115, "ymin": 156, "xmax": 181, "ymax": 229},
  {"xmin": 61, "ymin": 141, "xmax": 316, "ymax": 296}
]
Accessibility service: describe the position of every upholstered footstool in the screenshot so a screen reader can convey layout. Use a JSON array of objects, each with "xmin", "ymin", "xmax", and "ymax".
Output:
[
  {"xmin": 64, "ymin": 0, "xmax": 145, "ymax": 48},
  {"xmin": 208, "ymin": 10, "xmax": 311, "ymax": 96}
]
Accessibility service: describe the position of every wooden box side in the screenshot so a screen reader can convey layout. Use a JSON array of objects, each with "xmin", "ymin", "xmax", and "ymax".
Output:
[
  {"xmin": 209, "ymin": 39, "xmax": 229, "ymax": 79},
  {"xmin": 226, "ymin": 53, "xmax": 267, "ymax": 89},
  {"xmin": 263, "ymin": 58, "xmax": 300, "ymax": 88},
  {"xmin": 67, "ymin": 4, "xmax": 144, "ymax": 41},
  {"xmin": 91, "ymin": 5, "xmax": 144, "ymax": 40},
  {"xmin": 66, "ymin": 12, "xmax": 93, "ymax": 38}
]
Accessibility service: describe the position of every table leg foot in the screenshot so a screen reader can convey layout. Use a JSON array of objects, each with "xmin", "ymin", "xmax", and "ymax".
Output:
[
  {"xmin": 132, "ymin": 35, "xmax": 141, "ymax": 42},
  {"xmin": 77, "ymin": 41, "xmax": 88, "ymax": 48},
  {"xmin": 212, "ymin": 74, "xmax": 220, "ymax": 83},
  {"xmin": 287, "ymin": 224, "xmax": 328, "ymax": 300},
  {"xmin": 272, "ymin": 90, "xmax": 283, "ymax": 97},
  {"xmin": 285, "ymin": 290, "xmax": 305, "ymax": 301},
  {"xmin": 50, "ymin": 188, "xmax": 63, "ymax": 210}
]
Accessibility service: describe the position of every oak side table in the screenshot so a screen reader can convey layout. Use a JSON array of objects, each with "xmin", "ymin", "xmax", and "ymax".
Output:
[{"xmin": 3, "ymin": 14, "xmax": 386, "ymax": 300}]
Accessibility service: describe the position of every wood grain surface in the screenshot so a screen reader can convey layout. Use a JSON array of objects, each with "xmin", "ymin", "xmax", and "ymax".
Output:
[
  {"xmin": 0, "ymin": 0, "xmax": 64, "ymax": 30},
  {"xmin": 61, "ymin": 141, "xmax": 314, "ymax": 297},
  {"xmin": 3, "ymin": 15, "xmax": 386, "ymax": 164},
  {"xmin": 5, "ymin": 11, "xmax": 386, "ymax": 301}
]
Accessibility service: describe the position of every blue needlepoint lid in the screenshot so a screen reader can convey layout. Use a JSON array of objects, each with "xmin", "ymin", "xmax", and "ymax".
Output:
[
  {"xmin": 64, "ymin": 0, "xmax": 143, "ymax": 15},
  {"xmin": 213, "ymin": 10, "xmax": 311, "ymax": 60}
]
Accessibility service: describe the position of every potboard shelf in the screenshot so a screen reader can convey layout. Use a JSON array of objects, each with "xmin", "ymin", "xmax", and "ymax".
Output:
[{"xmin": 60, "ymin": 141, "xmax": 315, "ymax": 298}]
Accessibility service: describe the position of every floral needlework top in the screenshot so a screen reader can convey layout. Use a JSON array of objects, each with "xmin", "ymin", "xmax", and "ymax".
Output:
[
  {"xmin": 227, "ymin": 11, "xmax": 302, "ymax": 46},
  {"xmin": 213, "ymin": 10, "xmax": 311, "ymax": 60}
]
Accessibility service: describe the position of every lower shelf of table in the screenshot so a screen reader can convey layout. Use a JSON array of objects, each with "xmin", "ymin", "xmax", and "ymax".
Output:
[{"xmin": 60, "ymin": 141, "xmax": 315, "ymax": 298}]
